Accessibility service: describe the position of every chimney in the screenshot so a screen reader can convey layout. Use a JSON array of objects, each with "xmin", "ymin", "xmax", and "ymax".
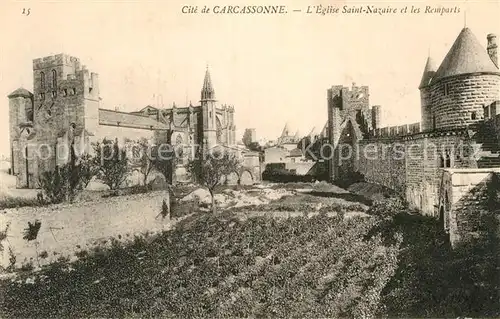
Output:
[{"xmin": 487, "ymin": 33, "xmax": 498, "ymax": 67}]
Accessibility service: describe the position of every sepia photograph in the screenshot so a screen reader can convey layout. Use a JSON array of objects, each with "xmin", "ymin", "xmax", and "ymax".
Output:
[{"xmin": 0, "ymin": 0, "xmax": 499, "ymax": 317}]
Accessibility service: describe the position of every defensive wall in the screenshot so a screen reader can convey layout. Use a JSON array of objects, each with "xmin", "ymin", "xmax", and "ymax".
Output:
[
  {"xmin": 0, "ymin": 190, "xmax": 172, "ymax": 269},
  {"xmin": 356, "ymin": 121, "xmax": 482, "ymax": 217}
]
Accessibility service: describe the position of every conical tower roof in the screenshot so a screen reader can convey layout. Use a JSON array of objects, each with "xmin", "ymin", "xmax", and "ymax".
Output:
[
  {"xmin": 431, "ymin": 27, "xmax": 500, "ymax": 84},
  {"xmin": 281, "ymin": 122, "xmax": 291, "ymax": 137},
  {"xmin": 293, "ymin": 130, "xmax": 301, "ymax": 140},
  {"xmin": 320, "ymin": 122, "xmax": 328, "ymax": 138},
  {"xmin": 418, "ymin": 56, "xmax": 437, "ymax": 89},
  {"xmin": 308, "ymin": 126, "xmax": 319, "ymax": 137},
  {"xmin": 8, "ymin": 87, "xmax": 33, "ymax": 99}
]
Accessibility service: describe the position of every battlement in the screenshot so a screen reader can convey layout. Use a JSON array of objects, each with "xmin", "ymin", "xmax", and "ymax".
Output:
[
  {"xmin": 371, "ymin": 122, "xmax": 421, "ymax": 138},
  {"xmin": 341, "ymin": 83, "xmax": 369, "ymax": 94},
  {"xmin": 328, "ymin": 83, "xmax": 370, "ymax": 113},
  {"xmin": 33, "ymin": 53, "xmax": 81, "ymax": 70}
]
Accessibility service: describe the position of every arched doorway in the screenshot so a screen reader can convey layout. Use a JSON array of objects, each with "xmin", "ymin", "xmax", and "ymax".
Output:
[{"xmin": 239, "ymin": 170, "xmax": 253, "ymax": 185}]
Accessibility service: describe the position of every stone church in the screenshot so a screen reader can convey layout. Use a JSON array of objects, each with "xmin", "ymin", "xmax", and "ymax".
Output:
[{"xmin": 8, "ymin": 54, "xmax": 239, "ymax": 188}]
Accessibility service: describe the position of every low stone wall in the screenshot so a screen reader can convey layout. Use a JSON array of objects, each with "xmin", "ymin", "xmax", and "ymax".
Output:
[
  {"xmin": 0, "ymin": 190, "xmax": 171, "ymax": 269},
  {"xmin": 439, "ymin": 168, "xmax": 500, "ymax": 246}
]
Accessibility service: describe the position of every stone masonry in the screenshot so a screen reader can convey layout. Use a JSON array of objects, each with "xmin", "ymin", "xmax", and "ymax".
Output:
[
  {"xmin": 8, "ymin": 54, "xmax": 255, "ymax": 188},
  {"xmin": 327, "ymin": 27, "xmax": 500, "ymax": 245}
]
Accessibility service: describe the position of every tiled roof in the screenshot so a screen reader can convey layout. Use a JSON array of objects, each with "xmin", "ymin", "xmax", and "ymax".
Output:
[
  {"xmin": 289, "ymin": 148, "xmax": 303, "ymax": 157},
  {"xmin": 431, "ymin": 28, "xmax": 500, "ymax": 84},
  {"xmin": 99, "ymin": 108, "xmax": 169, "ymax": 130},
  {"xmin": 8, "ymin": 87, "xmax": 33, "ymax": 98}
]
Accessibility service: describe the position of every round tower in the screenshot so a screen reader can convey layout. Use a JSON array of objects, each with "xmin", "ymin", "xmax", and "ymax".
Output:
[
  {"xmin": 419, "ymin": 56, "xmax": 436, "ymax": 131},
  {"xmin": 8, "ymin": 87, "xmax": 34, "ymax": 187},
  {"xmin": 430, "ymin": 28, "xmax": 500, "ymax": 130}
]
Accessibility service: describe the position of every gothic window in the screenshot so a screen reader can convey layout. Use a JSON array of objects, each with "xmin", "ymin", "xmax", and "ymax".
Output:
[
  {"xmin": 62, "ymin": 89, "xmax": 67, "ymax": 96},
  {"xmin": 440, "ymin": 151, "xmax": 452, "ymax": 168},
  {"xmin": 175, "ymin": 134, "xmax": 184, "ymax": 157},
  {"xmin": 52, "ymin": 69, "xmax": 57, "ymax": 88},
  {"xmin": 40, "ymin": 72, "xmax": 45, "ymax": 89},
  {"xmin": 51, "ymin": 91, "xmax": 57, "ymax": 98},
  {"xmin": 216, "ymin": 117, "xmax": 223, "ymax": 143},
  {"xmin": 471, "ymin": 111, "xmax": 477, "ymax": 120},
  {"xmin": 39, "ymin": 93, "xmax": 45, "ymax": 101}
]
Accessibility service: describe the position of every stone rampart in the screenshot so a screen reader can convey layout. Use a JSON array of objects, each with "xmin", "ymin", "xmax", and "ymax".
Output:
[
  {"xmin": 356, "ymin": 128, "xmax": 476, "ymax": 215},
  {"xmin": 0, "ymin": 190, "xmax": 171, "ymax": 269}
]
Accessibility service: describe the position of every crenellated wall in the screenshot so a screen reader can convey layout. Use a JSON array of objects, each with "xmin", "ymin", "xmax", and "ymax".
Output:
[
  {"xmin": 356, "ymin": 128, "xmax": 478, "ymax": 216},
  {"xmin": 372, "ymin": 122, "xmax": 421, "ymax": 138}
]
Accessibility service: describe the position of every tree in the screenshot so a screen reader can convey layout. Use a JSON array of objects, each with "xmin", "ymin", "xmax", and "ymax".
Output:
[
  {"xmin": 78, "ymin": 153, "xmax": 99, "ymax": 189},
  {"xmin": 133, "ymin": 138, "xmax": 156, "ymax": 186},
  {"xmin": 187, "ymin": 147, "xmax": 241, "ymax": 213},
  {"xmin": 92, "ymin": 138, "xmax": 129, "ymax": 190}
]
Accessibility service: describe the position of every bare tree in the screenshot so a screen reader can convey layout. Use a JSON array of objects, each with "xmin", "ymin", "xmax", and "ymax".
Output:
[
  {"xmin": 133, "ymin": 138, "xmax": 156, "ymax": 187},
  {"xmin": 187, "ymin": 148, "xmax": 241, "ymax": 213}
]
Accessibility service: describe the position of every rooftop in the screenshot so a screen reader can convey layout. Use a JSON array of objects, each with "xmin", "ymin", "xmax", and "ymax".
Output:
[
  {"xmin": 99, "ymin": 108, "xmax": 169, "ymax": 130},
  {"xmin": 431, "ymin": 27, "xmax": 500, "ymax": 84}
]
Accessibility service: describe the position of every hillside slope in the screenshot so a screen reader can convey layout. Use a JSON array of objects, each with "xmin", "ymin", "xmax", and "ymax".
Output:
[{"xmin": 0, "ymin": 212, "xmax": 401, "ymax": 318}]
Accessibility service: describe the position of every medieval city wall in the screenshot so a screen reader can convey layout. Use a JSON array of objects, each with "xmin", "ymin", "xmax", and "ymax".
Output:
[
  {"xmin": 0, "ymin": 190, "xmax": 172, "ymax": 269},
  {"xmin": 357, "ymin": 128, "xmax": 476, "ymax": 216}
]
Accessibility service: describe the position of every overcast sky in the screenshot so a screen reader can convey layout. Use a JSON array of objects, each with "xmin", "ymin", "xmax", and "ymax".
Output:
[{"xmin": 0, "ymin": 0, "xmax": 499, "ymax": 157}]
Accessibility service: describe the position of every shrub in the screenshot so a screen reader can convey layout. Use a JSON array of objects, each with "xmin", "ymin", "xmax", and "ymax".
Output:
[
  {"xmin": 38, "ymin": 165, "xmax": 72, "ymax": 203},
  {"xmin": 0, "ymin": 196, "xmax": 42, "ymax": 209},
  {"xmin": 38, "ymin": 147, "xmax": 97, "ymax": 203},
  {"xmin": 92, "ymin": 139, "xmax": 130, "ymax": 190},
  {"xmin": 367, "ymin": 197, "xmax": 406, "ymax": 220}
]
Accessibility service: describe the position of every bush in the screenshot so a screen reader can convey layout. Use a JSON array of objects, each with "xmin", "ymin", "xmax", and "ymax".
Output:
[
  {"xmin": 367, "ymin": 197, "xmax": 406, "ymax": 220},
  {"xmin": 38, "ymin": 149, "xmax": 97, "ymax": 204},
  {"xmin": 38, "ymin": 165, "xmax": 72, "ymax": 204},
  {"xmin": 92, "ymin": 139, "xmax": 130, "ymax": 190},
  {"xmin": 0, "ymin": 196, "xmax": 42, "ymax": 209}
]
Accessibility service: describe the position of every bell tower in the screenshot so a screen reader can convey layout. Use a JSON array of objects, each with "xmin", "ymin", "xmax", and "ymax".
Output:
[{"xmin": 200, "ymin": 66, "xmax": 217, "ymax": 150}]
